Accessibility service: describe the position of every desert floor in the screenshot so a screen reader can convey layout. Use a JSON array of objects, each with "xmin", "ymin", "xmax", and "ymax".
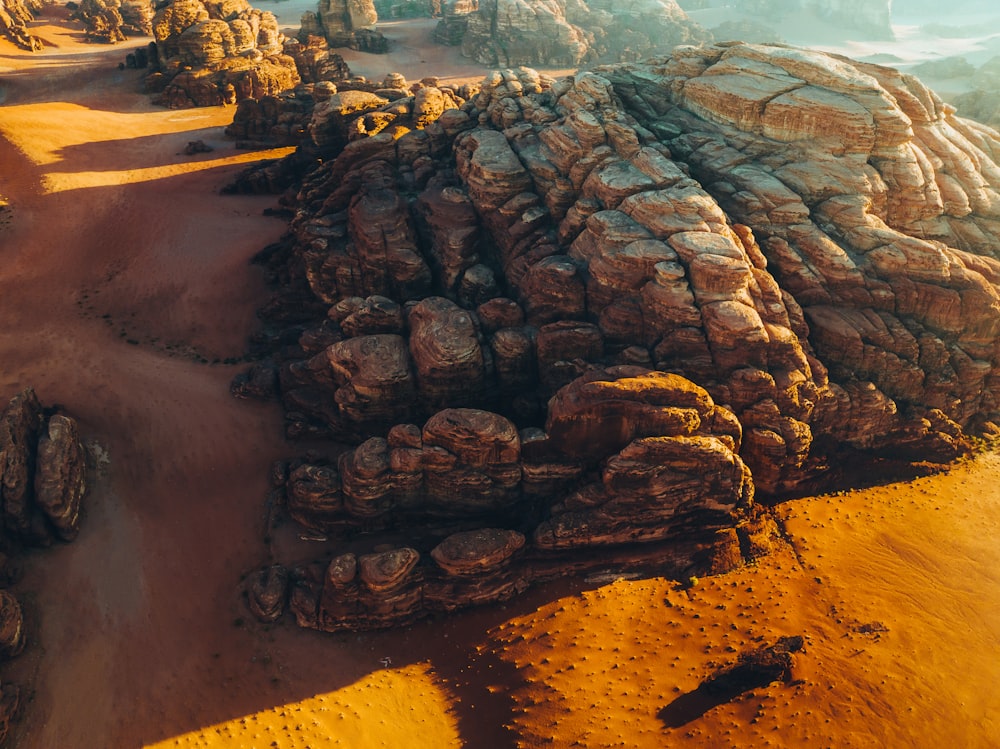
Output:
[{"xmin": 0, "ymin": 7, "xmax": 998, "ymax": 749}]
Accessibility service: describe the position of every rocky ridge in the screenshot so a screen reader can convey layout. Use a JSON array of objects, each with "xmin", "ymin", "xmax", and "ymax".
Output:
[{"xmin": 234, "ymin": 43, "xmax": 1000, "ymax": 630}]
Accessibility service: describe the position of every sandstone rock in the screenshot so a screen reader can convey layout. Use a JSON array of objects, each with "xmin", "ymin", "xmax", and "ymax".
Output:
[
  {"xmin": 147, "ymin": 0, "xmax": 299, "ymax": 108},
  {"xmin": 34, "ymin": 415, "xmax": 87, "ymax": 542},
  {"xmin": 0, "ymin": 0, "xmax": 43, "ymax": 50},
  {"xmin": 430, "ymin": 528, "xmax": 525, "ymax": 575},
  {"xmin": 237, "ymin": 43, "xmax": 1000, "ymax": 630},
  {"xmin": 246, "ymin": 564, "xmax": 290, "ymax": 621},
  {"xmin": 0, "ymin": 389, "xmax": 43, "ymax": 539}
]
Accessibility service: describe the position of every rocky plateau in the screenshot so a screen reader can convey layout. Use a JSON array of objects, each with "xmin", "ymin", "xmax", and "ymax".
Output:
[{"xmin": 231, "ymin": 41, "xmax": 1000, "ymax": 632}]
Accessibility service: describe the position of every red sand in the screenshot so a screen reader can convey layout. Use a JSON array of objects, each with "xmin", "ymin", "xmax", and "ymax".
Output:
[{"xmin": 0, "ymin": 11, "xmax": 998, "ymax": 749}]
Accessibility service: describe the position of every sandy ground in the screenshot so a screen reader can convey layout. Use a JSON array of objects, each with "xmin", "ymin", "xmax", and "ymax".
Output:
[{"xmin": 0, "ymin": 8, "xmax": 998, "ymax": 749}]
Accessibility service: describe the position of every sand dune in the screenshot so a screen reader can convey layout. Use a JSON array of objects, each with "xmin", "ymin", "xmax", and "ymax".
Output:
[{"xmin": 0, "ymin": 9, "xmax": 999, "ymax": 749}]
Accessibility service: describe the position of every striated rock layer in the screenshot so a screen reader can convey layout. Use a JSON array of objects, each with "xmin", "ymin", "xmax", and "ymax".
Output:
[{"xmin": 236, "ymin": 43, "xmax": 1000, "ymax": 630}]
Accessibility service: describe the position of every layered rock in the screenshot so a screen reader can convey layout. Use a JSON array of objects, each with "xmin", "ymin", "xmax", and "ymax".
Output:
[
  {"xmin": 456, "ymin": 0, "xmax": 710, "ymax": 67},
  {"xmin": 236, "ymin": 44, "xmax": 1000, "ymax": 630},
  {"xmin": 143, "ymin": 0, "xmax": 299, "ymax": 108},
  {"xmin": 253, "ymin": 374, "xmax": 753, "ymax": 630}
]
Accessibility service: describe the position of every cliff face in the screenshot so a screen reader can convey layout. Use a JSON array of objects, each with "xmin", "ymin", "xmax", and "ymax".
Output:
[{"xmin": 235, "ymin": 43, "xmax": 1000, "ymax": 630}]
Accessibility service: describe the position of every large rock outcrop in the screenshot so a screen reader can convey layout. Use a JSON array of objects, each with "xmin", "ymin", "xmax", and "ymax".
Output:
[
  {"xmin": 235, "ymin": 44, "xmax": 1000, "ymax": 630},
  {"xmin": 455, "ymin": 0, "xmax": 710, "ymax": 67},
  {"xmin": 143, "ymin": 0, "xmax": 299, "ymax": 108}
]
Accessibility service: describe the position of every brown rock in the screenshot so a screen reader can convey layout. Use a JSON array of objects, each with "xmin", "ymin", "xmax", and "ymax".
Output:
[
  {"xmin": 430, "ymin": 528, "xmax": 525, "ymax": 575},
  {"xmin": 34, "ymin": 415, "xmax": 87, "ymax": 542}
]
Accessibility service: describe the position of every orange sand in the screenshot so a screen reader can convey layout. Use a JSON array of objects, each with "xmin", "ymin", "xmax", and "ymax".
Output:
[{"xmin": 0, "ymin": 10, "xmax": 999, "ymax": 749}]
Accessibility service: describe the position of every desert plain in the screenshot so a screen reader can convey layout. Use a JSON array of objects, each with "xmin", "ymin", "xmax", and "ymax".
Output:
[{"xmin": 0, "ymin": 4, "xmax": 999, "ymax": 748}]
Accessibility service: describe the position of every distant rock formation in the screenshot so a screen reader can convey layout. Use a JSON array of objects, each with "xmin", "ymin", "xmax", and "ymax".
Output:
[
  {"xmin": 952, "ymin": 57, "xmax": 1000, "ymax": 132},
  {"xmin": 300, "ymin": 0, "xmax": 388, "ymax": 53},
  {"xmin": 143, "ymin": 0, "xmax": 300, "ymax": 108},
  {"xmin": 450, "ymin": 0, "xmax": 710, "ymax": 67},
  {"xmin": 0, "ymin": 388, "xmax": 89, "ymax": 742},
  {"xmin": 732, "ymin": 0, "xmax": 893, "ymax": 39},
  {"xmin": 233, "ymin": 44, "xmax": 1000, "ymax": 630},
  {"xmin": 72, "ymin": 0, "xmax": 154, "ymax": 43},
  {"xmin": 0, "ymin": 0, "xmax": 42, "ymax": 50}
]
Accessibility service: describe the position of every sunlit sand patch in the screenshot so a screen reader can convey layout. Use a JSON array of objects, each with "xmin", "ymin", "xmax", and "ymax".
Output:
[
  {"xmin": 0, "ymin": 100, "xmax": 294, "ymax": 193},
  {"xmin": 143, "ymin": 662, "xmax": 461, "ymax": 749},
  {"xmin": 38, "ymin": 148, "xmax": 295, "ymax": 193},
  {"xmin": 493, "ymin": 453, "xmax": 1000, "ymax": 748}
]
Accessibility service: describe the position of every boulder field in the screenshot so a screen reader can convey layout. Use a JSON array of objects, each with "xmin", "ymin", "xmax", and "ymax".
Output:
[{"xmin": 233, "ymin": 42, "xmax": 1000, "ymax": 630}]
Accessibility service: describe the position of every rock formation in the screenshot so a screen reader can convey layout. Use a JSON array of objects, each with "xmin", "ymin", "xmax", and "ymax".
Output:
[
  {"xmin": 453, "ymin": 0, "xmax": 710, "ymax": 67},
  {"xmin": 235, "ymin": 44, "xmax": 1000, "ymax": 630},
  {"xmin": 301, "ymin": 0, "xmax": 388, "ymax": 53},
  {"xmin": 143, "ymin": 0, "xmax": 300, "ymax": 108},
  {"xmin": 0, "ymin": 0, "xmax": 42, "ymax": 51},
  {"xmin": 72, "ymin": 0, "xmax": 154, "ymax": 43},
  {"xmin": 0, "ymin": 389, "xmax": 89, "ymax": 742}
]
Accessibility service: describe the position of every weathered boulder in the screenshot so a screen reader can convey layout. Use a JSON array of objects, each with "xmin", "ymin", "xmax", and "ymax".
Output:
[{"xmin": 34, "ymin": 415, "xmax": 87, "ymax": 542}]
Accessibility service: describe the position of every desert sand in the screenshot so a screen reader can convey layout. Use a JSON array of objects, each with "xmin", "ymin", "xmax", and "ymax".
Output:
[{"xmin": 0, "ymin": 7, "xmax": 999, "ymax": 749}]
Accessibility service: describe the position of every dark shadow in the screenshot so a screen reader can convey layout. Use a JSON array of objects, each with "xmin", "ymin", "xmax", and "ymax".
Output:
[{"xmin": 659, "ymin": 635, "xmax": 803, "ymax": 729}]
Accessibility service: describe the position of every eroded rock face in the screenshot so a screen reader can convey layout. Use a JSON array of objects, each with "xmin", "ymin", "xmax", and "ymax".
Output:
[
  {"xmin": 238, "ymin": 44, "xmax": 1000, "ymax": 630},
  {"xmin": 456, "ymin": 0, "xmax": 710, "ymax": 67},
  {"xmin": 144, "ymin": 0, "xmax": 299, "ymax": 108}
]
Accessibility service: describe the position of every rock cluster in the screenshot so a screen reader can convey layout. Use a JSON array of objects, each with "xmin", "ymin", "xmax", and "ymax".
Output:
[
  {"xmin": 236, "ymin": 44, "xmax": 1000, "ymax": 630},
  {"xmin": 0, "ymin": 388, "xmax": 89, "ymax": 741},
  {"xmin": 0, "ymin": 0, "xmax": 42, "ymax": 51},
  {"xmin": 301, "ymin": 0, "xmax": 388, "ymax": 53},
  {"xmin": 143, "ymin": 0, "xmax": 299, "ymax": 108},
  {"xmin": 223, "ymin": 70, "xmax": 473, "ymax": 182},
  {"xmin": 72, "ymin": 0, "xmax": 153, "ymax": 43},
  {"xmin": 445, "ymin": 0, "xmax": 710, "ymax": 67}
]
